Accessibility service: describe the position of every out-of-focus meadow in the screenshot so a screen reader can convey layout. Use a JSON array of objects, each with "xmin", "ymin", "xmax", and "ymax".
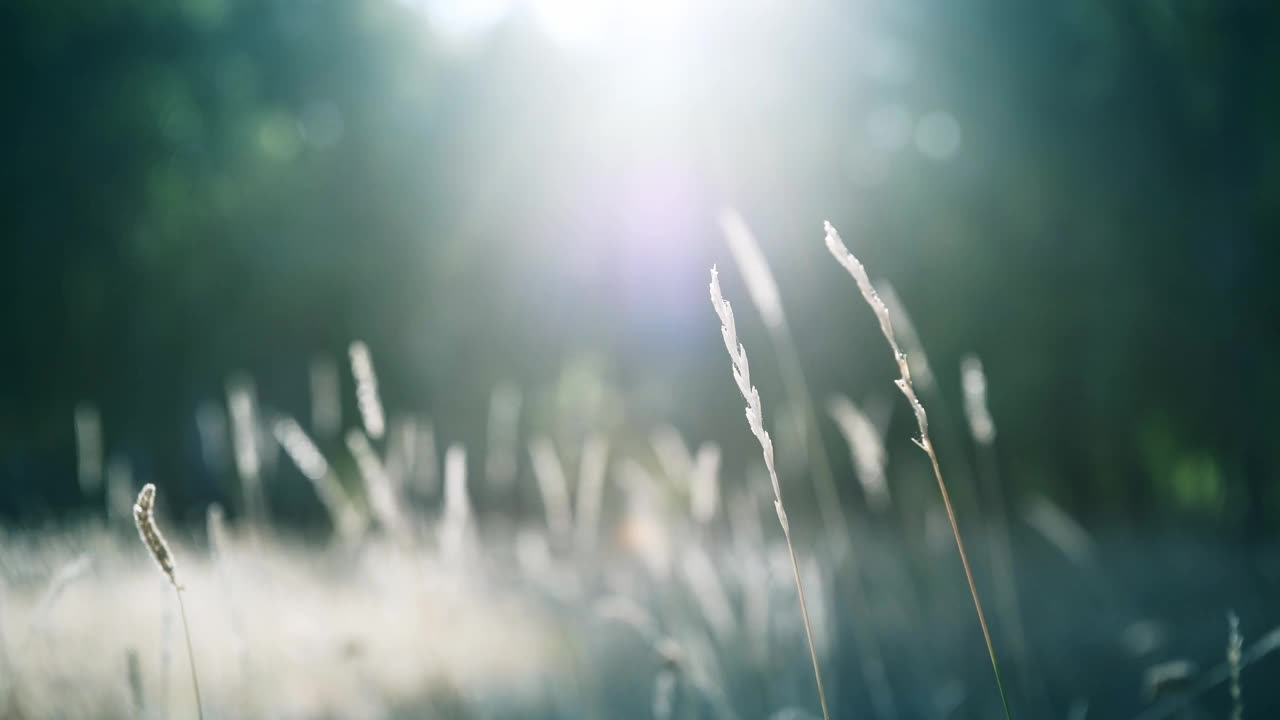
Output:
[{"xmin": 3, "ymin": 1, "xmax": 1280, "ymax": 718}]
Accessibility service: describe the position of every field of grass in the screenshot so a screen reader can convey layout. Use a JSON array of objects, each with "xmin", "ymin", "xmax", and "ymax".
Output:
[{"xmin": 2, "ymin": 222, "xmax": 1275, "ymax": 720}]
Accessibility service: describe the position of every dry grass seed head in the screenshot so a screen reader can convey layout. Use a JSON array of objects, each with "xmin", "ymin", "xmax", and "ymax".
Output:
[{"xmin": 133, "ymin": 484, "xmax": 178, "ymax": 588}]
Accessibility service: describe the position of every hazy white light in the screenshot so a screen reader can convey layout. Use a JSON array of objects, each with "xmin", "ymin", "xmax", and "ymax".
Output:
[
  {"xmin": 413, "ymin": 0, "xmax": 513, "ymax": 43},
  {"xmin": 915, "ymin": 111, "xmax": 962, "ymax": 159},
  {"xmin": 866, "ymin": 103, "xmax": 913, "ymax": 153},
  {"xmin": 858, "ymin": 36, "xmax": 913, "ymax": 85},
  {"xmin": 846, "ymin": 141, "xmax": 891, "ymax": 187},
  {"xmin": 531, "ymin": 0, "xmax": 695, "ymax": 52},
  {"xmin": 531, "ymin": 0, "xmax": 612, "ymax": 50}
]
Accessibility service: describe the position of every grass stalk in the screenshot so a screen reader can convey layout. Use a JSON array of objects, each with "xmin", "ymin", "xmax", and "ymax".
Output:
[
  {"xmin": 962, "ymin": 355, "xmax": 1043, "ymax": 706},
  {"xmin": 709, "ymin": 267, "xmax": 830, "ymax": 720},
  {"xmin": 720, "ymin": 209, "xmax": 897, "ymax": 718},
  {"xmin": 824, "ymin": 222, "xmax": 1012, "ymax": 720},
  {"xmin": 175, "ymin": 590, "xmax": 204, "ymax": 720},
  {"xmin": 1132, "ymin": 623, "xmax": 1280, "ymax": 720},
  {"xmin": 719, "ymin": 209, "xmax": 850, "ymax": 545},
  {"xmin": 1227, "ymin": 612, "xmax": 1243, "ymax": 720},
  {"xmin": 133, "ymin": 484, "xmax": 205, "ymax": 720}
]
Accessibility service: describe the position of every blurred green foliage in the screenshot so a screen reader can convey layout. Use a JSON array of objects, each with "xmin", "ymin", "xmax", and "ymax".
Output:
[{"xmin": 2, "ymin": 0, "xmax": 1278, "ymax": 531}]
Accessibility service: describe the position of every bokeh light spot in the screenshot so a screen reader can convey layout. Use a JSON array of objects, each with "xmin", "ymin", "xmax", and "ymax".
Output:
[
  {"xmin": 258, "ymin": 113, "xmax": 302, "ymax": 160},
  {"xmin": 914, "ymin": 111, "xmax": 962, "ymax": 159}
]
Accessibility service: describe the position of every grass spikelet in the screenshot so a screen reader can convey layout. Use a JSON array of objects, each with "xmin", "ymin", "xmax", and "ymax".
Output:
[
  {"xmin": 1228, "ymin": 612, "xmax": 1243, "ymax": 720},
  {"xmin": 651, "ymin": 424, "xmax": 694, "ymax": 481},
  {"xmin": 827, "ymin": 394, "xmax": 891, "ymax": 512},
  {"xmin": 652, "ymin": 652, "xmax": 680, "ymax": 720},
  {"xmin": 960, "ymin": 356, "xmax": 996, "ymax": 446},
  {"xmin": 349, "ymin": 341, "xmax": 386, "ymax": 440},
  {"xmin": 18, "ymin": 554, "xmax": 92, "ymax": 655},
  {"xmin": 132, "ymin": 484, "xmax": 204, "ymax": 720},
  {"xmin": 274, "ymin": 417, "xmax": 365, "ymax": 541},
  {"xmin": 574, "ymin": 433, "xmax": 609, "ymax": 555},
  {"xmin": 439, "ymin": 444, "xmax": 473, "ymax": 562},
  {"xmin": 73, "ymin": 402, "xmax": 103, "ymax": 494},
  {"xmin": 709, "ymin": 266, "xmax": 830, "ymax": 720},
  {"xmin": 718, "ymin": 209, "xmax": 849, "ymax": 549},
  {"xmin": 1135, "ymin": 624, "xmax": 1280, "ymax": 720},
  {"xmin": 126, "ymin": 648, "xmax": 144, "ymax": 716},
  {"xmin": 106, "ymin": 455, "xmax": 136, "ymax": 529},
  {"xmin": 961, "ymin": 354, "xmax": 1038, "ymax": 703},
  {"xmin": 594, "ymin": 596, "xmax": 740, "ymax": 720},
  {"xmin": 226, "ymin": 377, "xmax": 267, "ymax": 528},
  {"xmin": 134, "ymin": 485, "xmax": 177, "ymax": 587},
  {"xmin": 718, "ymin": 209, "xmax": 785, "ymax": 331},
  {"xmin": 529, "ymin": 437, "xmax": 574, "ymax": 551},
  {"xmin": 824, "ymin": 221, "xmax": 1012, "ymax": 720},
  {"xmin": 309, "ymin": 354, "xmax": 342, "ymax": 438},
  {"xmin": 346, "ymin": 429, "xmax": 407, "ymax": 540},
  {"xmin": 485, "ymin": 383, "xmax": 523, "ymax": 490},
  {"xmin": 876, "ymin": 281, "xmax": 936, "ymax": 392},
  {"xmin": 689, "ymin": 443, "xmax": 721, "ymax": 527},
  {"xmin": 679, "ymin": 545, "xmax": 737, "ymax": 644},
  {"xmin": 0, "ymin": 578, "xmax": 10, "ymax": 685},
  {"xmin": 383, "ymin": 415, "xmax": 418, "ymax": 491},
  {"xmin": 1022, "ymin": 493, "xmax": 1095, "ymax": 568}
]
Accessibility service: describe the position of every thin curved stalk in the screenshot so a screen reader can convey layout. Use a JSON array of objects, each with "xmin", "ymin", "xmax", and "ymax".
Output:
[
  {"xmin": 825, "ymin": 222, "xmax": 1012, "ymax": 720},
  {"xmin": 176, "ymin": 591, "xmax": 205, "ymax": 720},
  {"xmin": 710, "ymin": 268, "xmax": 831, "ymax": 720}
]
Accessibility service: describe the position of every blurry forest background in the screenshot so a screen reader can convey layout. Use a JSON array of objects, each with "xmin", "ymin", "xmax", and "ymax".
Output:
[{"xmin": 2, "ymin": 0, "xmax": 1279, "ymax": 534}]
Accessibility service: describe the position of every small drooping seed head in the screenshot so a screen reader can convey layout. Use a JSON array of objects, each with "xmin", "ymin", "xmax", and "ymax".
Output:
[{"xmin": 134, "ymin": 483, "xmax": 178, "ymax": 587}]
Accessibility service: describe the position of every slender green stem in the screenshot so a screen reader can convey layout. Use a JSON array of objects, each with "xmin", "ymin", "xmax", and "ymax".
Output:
[
  {"xmin": 922, "ymin": 439, "xmax": 1012, "ymax": 720},
  {"xmin": 975, "ymin": 437, "xmax": 1045, "ymax": 710},
  {"xmin": 174, "ymin": 589, "xmax": 204, "ymax": 720},
  {"xmin": 771, "ymin": 320, "xmax": 895, "ymax": 720},
  {"xmin": 771, "ymin": 321, "xmax": 849, "ymax": 544},
  {"xmin": 781, "ymin": 527, "xmax": 831, "ymax": 720}
]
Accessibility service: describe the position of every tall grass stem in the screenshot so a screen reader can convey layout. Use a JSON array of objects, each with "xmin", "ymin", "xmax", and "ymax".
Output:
[
  {"xmin": 709, "ymin": 267, "xmax": 831, "ymax": 720},
  {"xmin": 824, "ymin": 221, "xmax": 1011, "ymax": 720}
]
